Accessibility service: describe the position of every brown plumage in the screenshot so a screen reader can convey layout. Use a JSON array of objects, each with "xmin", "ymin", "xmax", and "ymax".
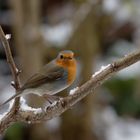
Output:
[{"xmin": 0, "ymin": 50, "xmax": 77, "ymax": 107}]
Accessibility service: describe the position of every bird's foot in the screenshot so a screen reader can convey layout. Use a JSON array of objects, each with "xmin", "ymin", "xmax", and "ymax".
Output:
[{"xmin": 42, "ymin": 94, "xmax": 61, "ymax": 104}]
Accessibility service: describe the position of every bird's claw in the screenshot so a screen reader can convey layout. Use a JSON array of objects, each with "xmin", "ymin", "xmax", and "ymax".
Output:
[{"xmin": 43, "ymin": 94, "xmax": 61, "ymax": 104}]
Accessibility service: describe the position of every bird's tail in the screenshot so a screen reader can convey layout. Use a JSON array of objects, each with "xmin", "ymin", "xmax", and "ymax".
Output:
[{"xmin": 0, "ymin": 90, "xmax": 21, "ymax": 107}]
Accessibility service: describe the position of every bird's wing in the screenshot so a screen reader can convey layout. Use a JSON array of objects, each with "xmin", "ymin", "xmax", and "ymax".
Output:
[
  {"xmin": 21, "ymin": 61, "xmax": 65, "ymax": 90},
  {"xmin": 0, "ymin": 61, "xmax": 66, "ymax": 107}
]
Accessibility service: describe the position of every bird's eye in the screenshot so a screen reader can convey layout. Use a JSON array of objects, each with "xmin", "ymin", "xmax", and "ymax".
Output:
[{"xmin": 60, "ymin": 55, "xmax": 64, "ymax": 59}]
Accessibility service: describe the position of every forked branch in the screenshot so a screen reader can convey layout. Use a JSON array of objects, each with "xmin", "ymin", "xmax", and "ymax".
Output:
[{"xmin": 0, "ymin": 26, "xmax": 21, "ymax": 125}]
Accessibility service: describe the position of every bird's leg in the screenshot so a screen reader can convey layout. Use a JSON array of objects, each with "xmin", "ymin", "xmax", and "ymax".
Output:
[{"xmin": 42, "ymin": 94, "xmax": 60, "ymax": 104}]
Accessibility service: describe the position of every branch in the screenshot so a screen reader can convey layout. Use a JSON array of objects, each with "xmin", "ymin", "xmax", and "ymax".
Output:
[
  {"xmin": 0, "ymin": 26, "xmax": 21, "ymax": 89},
  {"xmin": 0, "ymin": 26, "xmax": 21, "ymax": 118},
  {"xmin": 0, "ymin": 46, "xmax": 140, "ymax": 133}
]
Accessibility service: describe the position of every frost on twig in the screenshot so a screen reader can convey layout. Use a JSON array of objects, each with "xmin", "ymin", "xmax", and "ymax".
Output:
[
  {"xmin": 69, "ymin": 87, "xmax": 79, "ymax": 95},
  {"xmin": 92, "ymin": 64, "xmax": 111, "ymax": 78},
  {"xmin": 11, "ymin": 81, "xmax": 16, "ymax": 88},
  {"xmin": 15, "ymin": 68, "xmax": 22, "ymax": 76},
  {"xmin": 5, "ymin": 34, "xmax": 11, "ymax": 40}
]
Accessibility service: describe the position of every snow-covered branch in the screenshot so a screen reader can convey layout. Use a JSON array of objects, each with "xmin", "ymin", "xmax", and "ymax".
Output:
[{"xmin": 1, "ymin": 26, "xmax": 140, "ymax": 134}]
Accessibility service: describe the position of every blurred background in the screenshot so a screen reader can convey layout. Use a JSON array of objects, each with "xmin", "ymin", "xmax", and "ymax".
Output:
[{"xmin": 1, "ymin": 0, "xmax": 140, "ymax": 140}]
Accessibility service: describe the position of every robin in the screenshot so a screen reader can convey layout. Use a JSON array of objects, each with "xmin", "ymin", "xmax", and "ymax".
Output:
[{"xmin": 0, "ymin": 50, "xmax": 77, "ymax": 106}]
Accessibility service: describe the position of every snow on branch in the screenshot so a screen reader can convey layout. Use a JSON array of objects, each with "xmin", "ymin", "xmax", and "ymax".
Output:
[{"xmin": 1, "ymin": 26, "xmax": 140, "ymax": 134}]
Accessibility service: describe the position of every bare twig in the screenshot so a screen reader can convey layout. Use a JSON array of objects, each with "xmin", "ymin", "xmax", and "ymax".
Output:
[
  {"xmin": 0, "ymin": 47, "xmax": 140, "ymax": 133},
  {"xmin": 0, "ymin": 26, "xmax": 21, "ymax": 89},
  {"xmin": 0, "ymin": 26, "xmax": 21, "ymax": 113}
]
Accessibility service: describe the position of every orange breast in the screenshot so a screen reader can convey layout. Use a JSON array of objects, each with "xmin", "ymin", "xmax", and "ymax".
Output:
[
  {"xmin": 67, "ymin": 62, "xmax": 76, "ymax": 84},
  {"xmin": 56, "ymin": 59, "xmax": 77, "ymax": 85}
]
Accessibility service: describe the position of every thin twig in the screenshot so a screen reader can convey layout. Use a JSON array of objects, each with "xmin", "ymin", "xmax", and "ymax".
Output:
[
  {"xmin": 0, "ymin": 48, "xmax": 140, "ymax": 133},
  {"xmin": 0, "ymin": 26, "xmax": 21, "ymax": 89},
  {"xmin": 0, "ymin": 26, "xmax": 21, "ymax": 112}
]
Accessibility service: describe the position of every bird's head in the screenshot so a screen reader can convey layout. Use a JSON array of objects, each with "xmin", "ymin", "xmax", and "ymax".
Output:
[{"xmin": 56, "ymin": 50, "xmax": 75, "ymax": 67}]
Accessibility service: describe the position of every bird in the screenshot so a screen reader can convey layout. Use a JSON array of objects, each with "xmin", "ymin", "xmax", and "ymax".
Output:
[{"xmin": 0, "ymin": 50, "xmax": 77, "ymax": 106}]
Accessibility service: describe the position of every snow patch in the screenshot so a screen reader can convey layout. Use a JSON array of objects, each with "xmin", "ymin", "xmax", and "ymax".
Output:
[
  {"xmin": 0, "ymin": 112, "xmax": 8, "ymax": 120},
  {"xmin": 11, "ymin": 81, "xmax": 15, "ymax": 85},
  {"xmin": 69, "ymin": 87, "xmax": 79, "ymax": 95},
  {"xmin": 5, "ymin": 34, "xmax": 11, "ymax": 40},
  {"xmin": 92, "ymin": 64, "xmax": 111, "ymax": 78},
  {"xmin": 0, "ymin": 99, "xmax": 14, "ymax": 120},
  {"xmin": 20, "ymin": 97, "xmax": 42, "ymax": 114}
]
